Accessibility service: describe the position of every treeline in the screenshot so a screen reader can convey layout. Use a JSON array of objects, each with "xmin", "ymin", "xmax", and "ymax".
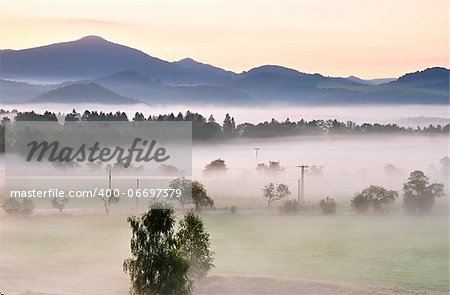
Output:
[{"xmin": 1, "ymin": 109, "xmax": 449, "ymax": 143}]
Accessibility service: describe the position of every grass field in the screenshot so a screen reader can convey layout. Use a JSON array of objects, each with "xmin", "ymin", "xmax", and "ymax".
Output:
[{"xmin": 0, "ymin": 211, "xmax": 448, "ymax": 294}]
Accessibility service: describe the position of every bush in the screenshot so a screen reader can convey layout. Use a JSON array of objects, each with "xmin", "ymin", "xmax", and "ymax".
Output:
[
  {"xmin": 2, "ymin": 198, "xmax": 35, "ymax": 216},
  {"xmin": 351, "ymin": 193, "xmax": 370, "ymax": 213},
  {"xmin": 280, "ymin": 199, "xmax": 299, "ymax": 214},
  {"xmin": 319, "ymin": 197, "xmax": 337, "ymax": 214}
]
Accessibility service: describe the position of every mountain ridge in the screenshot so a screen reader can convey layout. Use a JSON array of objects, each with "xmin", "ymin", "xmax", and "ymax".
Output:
[{"xmin": 1, "ymin": 36, "xmax": 448, "ymax": 105}]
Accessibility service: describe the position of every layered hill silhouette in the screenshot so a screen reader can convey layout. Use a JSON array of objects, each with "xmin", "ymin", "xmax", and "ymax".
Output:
[
  {"xmin": 35, "ymin": 83, "xmax": 139, "ymax": 104},
  {"xmin": 0, "ymin": 36, "xmax": 448, "ymax": 105}
]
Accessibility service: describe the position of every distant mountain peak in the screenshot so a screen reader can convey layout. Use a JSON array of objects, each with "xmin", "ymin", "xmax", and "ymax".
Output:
[
  {"xmin": 178, "ymin": 57, "xmax": 196, "ymax": 63},
  {"xmin": 242, "ymin": 65, "xmax": 307, "ymax": 78},
  {"xmin": 173, "ymin": 57, "xmax": 235, "ymax": 78},
  {"xmin": 78, "ymin": 35, "xmax": 108, "ymax": 43},
  {"xmin": 397, "ymin": 67, "xmax": 449, "ymax": 84}
]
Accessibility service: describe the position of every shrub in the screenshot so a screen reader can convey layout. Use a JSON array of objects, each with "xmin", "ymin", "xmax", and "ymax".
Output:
[
  {"xmin": 351, "ymin": 194, "xmax": 370, "ymax": 213},
  {"xmin": 280, "ymin": 199, "xmax": 299, "ymax": 214},
  {"xmin": 2, "ymin": 198, "xmax": 35, "ymax": 217},
  {"xmin": 319, "ymin": 197, "xmax": 337, "ymax": 214}
]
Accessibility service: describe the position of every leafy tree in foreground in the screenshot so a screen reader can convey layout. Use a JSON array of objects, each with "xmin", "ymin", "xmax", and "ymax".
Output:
[
  {"xmin": 123, "ymin": 205, "xmax": 192, "ymax": 295},
  {"xmin": 177, "ymin": 212, "xmax": 214, "ymax": 280},
  {"xmin": 319, "ymin": 197, "xmax": 337, "ymax": 214},
  {"xmin": 403, "ymin": 170, "xmax": 445, "ymax": 213},
  {"xmin": 262, "ymin": 183, "xmax": 291, "ymax": 208}
]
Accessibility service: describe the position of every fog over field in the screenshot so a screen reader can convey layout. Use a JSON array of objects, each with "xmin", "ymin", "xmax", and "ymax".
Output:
[
  {"xmin": 1, "ymin": 0, "xmax": 449, "ymax": 293},
  {"xmin": 1, "ymin": 107, "xmax": 448, "ymax": 294},
  {"xmin": 193, "ymin": 135, "xmax": 449, "ymax": 202}
]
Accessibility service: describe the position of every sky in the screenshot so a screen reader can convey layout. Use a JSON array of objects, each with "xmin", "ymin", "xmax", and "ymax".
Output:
[{"xmin": 0, "ymin": 0, "xmax": 448, "ymax": 79}]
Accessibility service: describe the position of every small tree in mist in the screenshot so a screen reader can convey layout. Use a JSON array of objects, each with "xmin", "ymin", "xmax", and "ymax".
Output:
[
  {"xmin": 262, "ymin": 183, "xmax": 291, "ymax": 208},
  {"xmin": 51, "ymin": 197, "xmax": 69, "ymax": 214},
  {"xmin": 177, "ymin": 211, "xmax": 214, "ymax": 280},
  {"xmin": 403, "ymin": 170, "xmax": 445, "ymax": 214},
  {"xmin": 170, "ymin": 177, "xmax": 193, "ymax": 209},
  {"xmin": 204, "ymin": 159, "xmax": 227, "ymax": 173},
  {"xmin": 256, "ymin": 161, "xmax": 285, "ymax": 173},
  {"xmin": 319, "ymin": 197, "xmax": 337, "ymax": 214},
  {"xmin": 351, "ymin": 185, "xmax": 398, "ymax": 213},
  {"xmin": 192, "ymin": 181, "xmax": 214, "ymax": 212},
  {"xmin": 123, "ymin": 204, "xmax": 192, "ymax": 295},
  {"xmin": 169, "ymin": 179, "xmax": 214, "ymax": 211}
]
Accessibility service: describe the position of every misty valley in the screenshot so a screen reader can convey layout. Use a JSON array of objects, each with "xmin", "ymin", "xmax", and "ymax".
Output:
[
  {"xmin": 0, "ymin": 107, "xmax": 448, "ymax": 295},
  {"xmin": 0, "ymin": 29, "xmax": 449, "ymax": 295}
]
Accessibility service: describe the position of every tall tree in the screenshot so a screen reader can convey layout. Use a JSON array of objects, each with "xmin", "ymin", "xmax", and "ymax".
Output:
[
  {"xmin": 123, "ymin": 205, "xmax": 192, "ymax": 295},
  {"xmin": 177, "ymin": 212, "xmax": 214, "ymax": 280},
  {"xmin": 222, "ymin": 113, "xmax": 235, "ymax": 138}
]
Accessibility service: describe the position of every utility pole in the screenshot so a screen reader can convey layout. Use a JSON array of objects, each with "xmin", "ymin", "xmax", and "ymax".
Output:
[
  {"xmin": 108, "ymin": 169, "xmax": 112, "ymax": 190},
  {"xmin": 136, "ymin": 179, "xmax": 140, "ymax": 212},
  {"xmin": 254, "ymin": 148, "xmax": 260, "ymax": 161},
  {"xmin": 297, "ymin": 165, "xmax": 308, "ymax": 203}
]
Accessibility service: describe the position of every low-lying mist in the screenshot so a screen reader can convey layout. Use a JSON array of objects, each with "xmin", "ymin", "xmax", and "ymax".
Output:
[{"xmin": 192, "ymin": 134, "xmax": 449, "ymax": 205}]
